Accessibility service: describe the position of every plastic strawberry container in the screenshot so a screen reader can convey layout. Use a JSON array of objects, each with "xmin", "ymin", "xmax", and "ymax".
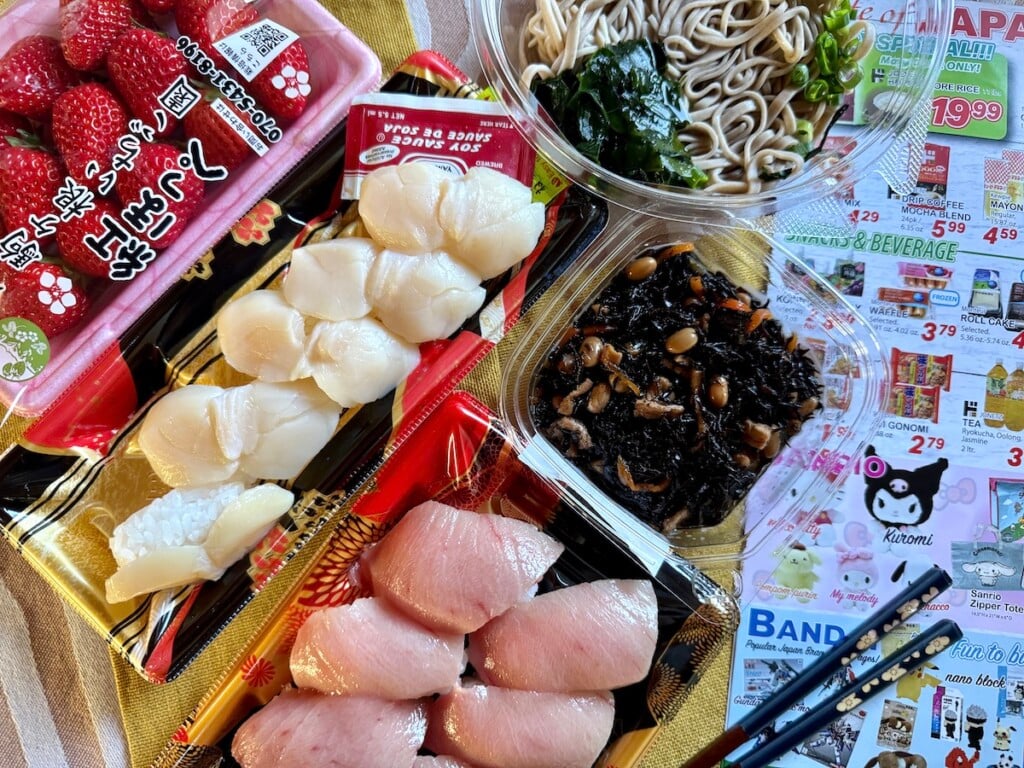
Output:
[{"xmin": 0, "ymin": 0, "xmax": 381, "ymax": 416}]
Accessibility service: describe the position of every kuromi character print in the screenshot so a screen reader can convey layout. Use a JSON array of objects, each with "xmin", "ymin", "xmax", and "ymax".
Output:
[
  {"xmin": 864, "ymin": 446, "xmax": 949, "ymax": 529},
  {"xmin": 863, "ymin": 446, "xmax": 949, "ymax": 553}
]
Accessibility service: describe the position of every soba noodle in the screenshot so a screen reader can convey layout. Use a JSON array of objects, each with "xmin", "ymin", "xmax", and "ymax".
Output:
[{"xmin": 520, "ymin": 0, "xmax": 874, "ymax": 193}]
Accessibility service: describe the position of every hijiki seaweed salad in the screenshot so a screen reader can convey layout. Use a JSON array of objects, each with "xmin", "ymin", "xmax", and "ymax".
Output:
[
  {"xmin": 531, "ymin": 244, "xmax": 822, "ymax": 533},
  {"xmin": 522, "ymin": 0, "xmax": 873, "ymax": 193}
]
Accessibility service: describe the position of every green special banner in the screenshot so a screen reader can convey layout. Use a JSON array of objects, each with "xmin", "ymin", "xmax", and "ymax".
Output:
[{"xmin": 853, "ymin": 35, "xmax": 1009, "ymax": 141}]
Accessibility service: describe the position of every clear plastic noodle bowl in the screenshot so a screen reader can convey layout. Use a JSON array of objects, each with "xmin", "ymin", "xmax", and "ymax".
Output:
[{"xmin": 472, "ymin": 0, "xmax": 954, "ymax": 220}]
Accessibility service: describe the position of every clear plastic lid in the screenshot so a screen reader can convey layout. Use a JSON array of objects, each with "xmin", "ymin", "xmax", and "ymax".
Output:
[
  {"xmin": 500, "ymin": 211, "xmax": 889, "ymax": 572},
  {"xmin": 472, "ymin": 0, "xmax": 953, "ymax": 221}
]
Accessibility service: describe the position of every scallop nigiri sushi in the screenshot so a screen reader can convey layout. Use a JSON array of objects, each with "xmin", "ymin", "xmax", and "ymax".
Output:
[
  {"xmin": 217, "ymin": 290, "xmax": 311, "ymax": 382},
  {"xmin": 283, "ymin": 238, "xmax": 377, "ymax": 321},
  {"xmin": 105, "ymin": 483, "xmax": 293, "ymax": 603},
  {"xmin": 359, "ymin": 163, "xmax": 449, "ymax": 253},
  {"xmin": 438, "ymin": 167, "xmax": 545, "ymax": 279},
  {"xmin": 306, "ymin": 316, "xmax": 419, "ymax": 408},
  {"xmin": 366, "ymin": 249, "xmax": 485, "ymax": 344},
  {"xmin": 209, "ymin": 380, "xmax": 340, "ymax": 480},
  {"xmin": 138, "ymin": 384, "xmax": 240, "ymax": 488}
]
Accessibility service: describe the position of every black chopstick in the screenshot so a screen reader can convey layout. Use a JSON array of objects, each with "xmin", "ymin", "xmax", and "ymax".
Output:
[
  {"xmin": 682, "ymin": 566, "xmax": 952, "ymax": 768},
  {"xmin": 729, "ymin": 619, "xmax": 962, "ymax": 768}
]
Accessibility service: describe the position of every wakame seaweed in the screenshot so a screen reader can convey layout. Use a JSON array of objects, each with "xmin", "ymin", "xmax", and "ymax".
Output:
[
  {"xmin": 531, "ymin": 40, "xmax": 708, "ymax": 190},
  {"xmin": 531, "ymin": 245, "xmax": 822, "ymax": 533}
]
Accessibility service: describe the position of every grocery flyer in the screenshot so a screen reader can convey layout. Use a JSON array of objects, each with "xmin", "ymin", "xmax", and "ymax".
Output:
[
  {"xmin": 727, "ymin": 609, "xmax": 1024, "ymax": 768},
  {"xmin": 729, "ymin": 2, "xmax": 1024, "ymax": 766}
]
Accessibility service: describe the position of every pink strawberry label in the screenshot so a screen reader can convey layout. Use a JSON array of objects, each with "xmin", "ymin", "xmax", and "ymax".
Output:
[{"xmin": 342, "ymin": 92, "xmax": 536, "ymax": 199}]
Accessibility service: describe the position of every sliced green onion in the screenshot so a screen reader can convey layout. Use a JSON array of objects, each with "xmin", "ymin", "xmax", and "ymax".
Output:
[
  {"xmin": 826, "ymin": 92, "xmax": 843, "ymax": 107},
  {"xmin": 842, "ymin": 38, "xmax": 861, "ymax": 59},
  {"xmin": 805, "ymin": 79, "xmax": 829, "ymax": 102},
  {"xmin": 790, "ymin": 63, "xmax": 810, "ymax": 88},
  {"xmin": 815, "ymin": 32, "xmax": 839, "ymax": 76},
  {"xmin": 795, "ymin": 118, "xmax": 815, "ymax": 143},
  {"xmin": 824, "ymin": 0, "xmax": 857, "ymax": 36},
  {"xmin": 823, "ymin": 10, "xmax": 846, "ymax": 33},
  {"xmin": 788, "ymin": 140, "xmax": 813, "ymax": 157},
  {"xmin": 836, "ymin": 66, "xmax": 863, "ymax": 89}
]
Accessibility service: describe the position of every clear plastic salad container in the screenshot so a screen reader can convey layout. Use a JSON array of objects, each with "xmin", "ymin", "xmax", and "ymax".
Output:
[{"xmin": 500, "ymin": 211, "xmax": 889, "ymax": 567}]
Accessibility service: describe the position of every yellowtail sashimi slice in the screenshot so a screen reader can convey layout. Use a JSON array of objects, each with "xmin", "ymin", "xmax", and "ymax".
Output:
[
  {"xmin": 232, "ymin": 689, "xmax": 426, "ymax": 768},
  {"xmin": 362, "ymin": 501, "xmax": 564, "ymax": 634},
  {"xmin": 468, "ymin": 578, "xmax": 658, "ymax": 692},
  {"xmin": 290, "ymin": 596, "xmax": 465, "ymax": 699},
  {"xmin": 425, "ymin": 682, "xmax": 614, "ymax": 768}
]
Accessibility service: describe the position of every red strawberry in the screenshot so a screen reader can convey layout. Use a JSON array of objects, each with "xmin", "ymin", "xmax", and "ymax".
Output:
[
  {"xmin": 174, "ymin": 0, "xmax": 259, "ymax": 70},
  {"xmin": 0, "ymin": 144, "xmax": 62, "ymax": 245},
  {"xmin": 108, "ymin": 28, "xmax": 189, "ymax": 138},
  {"xmin": 115, "ymin": 141, "xmax": 204, "ymax": 249},
  {"xmin": 0, "ymin": 36, "xmax": 83, "ymax": 119},
  {"xmin": 52, "ymin": 83, "xmax": 129, "ymax": 189},
  {"xmin": 0, "ymin": 111, "xmax": 29, "ymax": 143},
  {"xmin": 249, "ymin": 41, "xmax": 311, "ymax": 122},
  {"xmin": 60, "ymin": 0, "xmax": 148, "ymax": 71},
  {"xmin": 140, "ymin": 0, "xmax": 175, "ymax": 13},
  {"xmin": 56, "ymin": 197, "xmax": 121, "ymax": 278},
  {"xmin": 182, "ymin": 88, "xmax": 257, "ymax": 171},
  {"xmin": 0, "ymin": 261, "xmax": 89, "ymax": 337}
]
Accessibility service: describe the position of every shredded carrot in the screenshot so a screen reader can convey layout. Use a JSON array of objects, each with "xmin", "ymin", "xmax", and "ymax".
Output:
[
  {"xmin": 688, "ymin": 276, "xmax": 704, "ymax": 296},
  {"xmin": 661, "ymin": 243, "xmax": 695, "ymax": 260},
  {"xmin": 786, "ymin": 333, "xmax": 799, "ymax": 353},
  {"xmin": 746, "ymin": 308, "xmax": 773, "ymax": 333},
  {"xmin": 719, "ymin": 297, "xmax": 751, "ymax": 312}
]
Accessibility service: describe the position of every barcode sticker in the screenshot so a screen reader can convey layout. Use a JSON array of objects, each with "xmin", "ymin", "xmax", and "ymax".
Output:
[{"xmin": 213, "ymin": 19, "xmax": 298, "ymax": 82}]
